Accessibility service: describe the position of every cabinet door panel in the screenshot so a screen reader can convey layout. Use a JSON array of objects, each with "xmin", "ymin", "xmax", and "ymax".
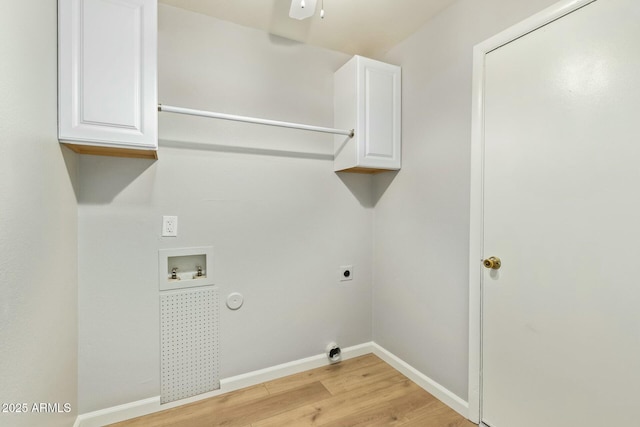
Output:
[
  {"xmin": 82, "ymin": 0, "xmax": 141, "ymax": 128},
  {"xmin": 59, "ymin": 0, "xmax": 157, "ymax": 151},
  {"xmin": 364, "ymin": 68, "xmax": 396, "ymax": 160}
]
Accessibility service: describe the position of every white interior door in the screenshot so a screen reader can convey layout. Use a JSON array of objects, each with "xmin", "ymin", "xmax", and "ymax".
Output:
[{"xmin": 481, "ymin": 0, "xmax": 640, "ymax": 426}]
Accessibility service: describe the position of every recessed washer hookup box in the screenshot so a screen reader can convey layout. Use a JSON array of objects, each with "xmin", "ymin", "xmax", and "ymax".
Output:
[{"xmin": 159, "ymin": 246, "xmax": 214, "ymax": 291}]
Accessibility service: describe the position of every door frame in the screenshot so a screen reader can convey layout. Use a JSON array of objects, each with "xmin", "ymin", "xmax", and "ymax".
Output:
[{"xmin": 467, "ymin": 0, "xmax": 597, "ymax": 423}]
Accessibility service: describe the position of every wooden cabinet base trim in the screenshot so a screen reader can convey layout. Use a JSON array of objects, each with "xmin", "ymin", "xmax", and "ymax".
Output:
[
  {"xmin": 62, "ymin": 143, "xmax": 158, "ymax": 160},
  {"xmin": 336, "ymin": 167, "xmax": 397, "ymax": 174}
]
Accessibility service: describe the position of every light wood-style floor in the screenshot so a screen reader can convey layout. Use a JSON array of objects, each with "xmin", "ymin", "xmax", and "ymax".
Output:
[{"xmin": 109, "ymin": 354, "xmax": 475, "ymax": 427}]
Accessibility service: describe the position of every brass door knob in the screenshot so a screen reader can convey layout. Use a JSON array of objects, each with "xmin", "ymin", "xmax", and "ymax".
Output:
[{"xmin": 483, "ymin": 256, "xmax": 501, "ymax": 270}]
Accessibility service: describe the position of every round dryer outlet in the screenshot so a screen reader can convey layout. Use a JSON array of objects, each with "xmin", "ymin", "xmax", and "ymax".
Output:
[
  {"xmin": 326, "ymin": 342, "xmax": 342, "ymax": 364},
  {"xmin": 226, "ymin": 292, "xmax": 244, "ymax": 310}
]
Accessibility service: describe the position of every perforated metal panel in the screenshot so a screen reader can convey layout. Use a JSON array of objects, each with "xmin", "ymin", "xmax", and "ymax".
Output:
[{"xmin": 160, "ymin": 286, "xmax": 220, "ymax": 404}]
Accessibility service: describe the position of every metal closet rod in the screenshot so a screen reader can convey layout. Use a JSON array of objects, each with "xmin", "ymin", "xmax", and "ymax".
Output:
[{"xmin": 158, "ymin": 104, "xmax": 355, "ymax": 138}]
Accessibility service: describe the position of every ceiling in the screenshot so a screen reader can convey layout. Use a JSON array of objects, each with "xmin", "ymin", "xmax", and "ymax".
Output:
[{"xmin": 157, "ymin": 0, "xmax": 458, "ymax": 58}]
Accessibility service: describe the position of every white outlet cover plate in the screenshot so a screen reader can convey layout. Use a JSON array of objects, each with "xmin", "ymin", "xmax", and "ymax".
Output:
[
  {"xmin": 162, "ymin": 215, "xmax": 178, "ymax": 237},
  {"xmin": 339, "ymin": 265, "xmax": 353, "ymax": 281},
  {"xmin": 226, "ymin": 292, "xmax": 244, "ymax": 310}
]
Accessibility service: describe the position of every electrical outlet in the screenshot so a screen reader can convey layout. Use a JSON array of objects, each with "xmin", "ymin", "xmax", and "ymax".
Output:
[
  {"xmin": 339, "ymin": 265, "xmax": 353, "ymax": 282},
  {"xmin": 162, "ymin": 216, "xmax": 178, "ymax": 237}
]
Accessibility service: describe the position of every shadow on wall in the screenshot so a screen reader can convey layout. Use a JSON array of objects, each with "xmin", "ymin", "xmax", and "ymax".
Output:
[
  {"xmin": 158, "ymin": 138, "xmax": 399, "ymax": 209},
  {"xmin": 61, "ymin": 144, "xmax": 80, "ymax": 202},
  {"xmin": 159, "ymin": 138, "xmax": 333, "ymax": 161},
  {"xmin": 75, "ymin": 138, "xmax": 398, "ymax": 207},
  {"xmin": 373, "ymin": 170, "xmax": 398, "ymax": 204},
  {"xmin": 337, "ymin": 170, "xmax": 399, "ymax": 208},
  {"xmin": 78, "ymin": 155, "xmax": 156, "ymax": 205}
]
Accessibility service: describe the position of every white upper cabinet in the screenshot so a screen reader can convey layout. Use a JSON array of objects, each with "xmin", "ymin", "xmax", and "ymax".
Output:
[
  {"xmin": 334, "ymin": 56, "xmax": 401, "ymax": 173},
  {"xmin": 58, "ymin": 0, "xmax": 157, "ymax": 159}
]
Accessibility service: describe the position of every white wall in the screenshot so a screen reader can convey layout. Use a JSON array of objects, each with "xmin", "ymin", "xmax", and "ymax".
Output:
[
  {"xmin": 78, "ymin": 5, "xmax": 373, "ymax": 413},
  {"xmin": 373, "ymin": 0, "xmax": 559, "ymax": 401},
  {"xmin": 73, "ymin": 0, "xmax": 574, "ymax": 416},
  {"xmin": 0, "ymin": 2, "xmax": 78, "ymax": 427}
]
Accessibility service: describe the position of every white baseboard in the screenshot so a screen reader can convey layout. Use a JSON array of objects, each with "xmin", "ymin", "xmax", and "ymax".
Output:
[
  {"xmin": 74, "ymin": 342, "xmax": 470, "ymax": 426},
  {"xmin": 371, "ymin": 343, "xmax": 469, "ymax": 418},
  {"xmin": 74, "ymin": 342, "xmax": 373, "ymax": 427},
  {"xmin": 73, "ymin": 396, "xmax": 160, "ymax": 427}
]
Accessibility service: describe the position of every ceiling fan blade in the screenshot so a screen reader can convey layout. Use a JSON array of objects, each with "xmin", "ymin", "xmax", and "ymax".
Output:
[{"xmin": 289, "ymin": 0, "xmax": 317, "ymax": 20}]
